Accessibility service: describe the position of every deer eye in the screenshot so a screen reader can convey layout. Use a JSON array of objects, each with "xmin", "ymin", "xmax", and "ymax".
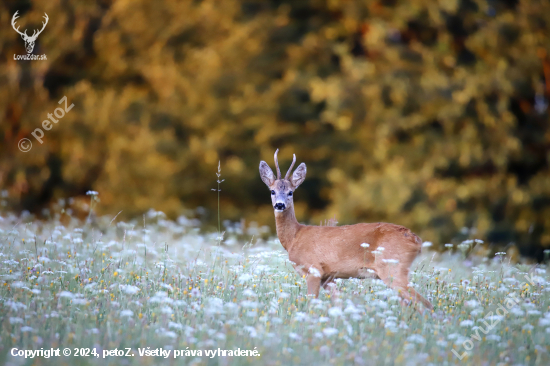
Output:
[
  {"xmin": 271, "ymin": 190, "xmax": 275, "ymax": 195},
  {"xmin": 288, "ymin": 191, "xmax": 293, "ymax": 196}
]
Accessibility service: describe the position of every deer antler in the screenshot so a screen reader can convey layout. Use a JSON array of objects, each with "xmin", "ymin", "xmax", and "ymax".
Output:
[
  {"xmin": 11, "ymin": 11, "xmax": 26, "ymax": 37},
  {"xmin": 11, "ymin": 11, "xmax": 48, "ymax": 40},
  {"xmin": 284, "ymin": 154, "xmax": 296, "ymax": 180},
  {"xmin": 32, "ymin": 13, "xmax": 49, "ymax": 39},
  {"xmin": 274, "ymin": 149, "xmax": 281, "ymax": 180}
]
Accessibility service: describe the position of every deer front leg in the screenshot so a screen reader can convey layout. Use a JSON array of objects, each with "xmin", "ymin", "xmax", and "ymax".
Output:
[
  {"xmin": 306, "ymin": 275, "xmax": 321, "ymax": 298},
  {"xmin": 322, "ymin": 279, "xmax": 339, "ymax": 297}
]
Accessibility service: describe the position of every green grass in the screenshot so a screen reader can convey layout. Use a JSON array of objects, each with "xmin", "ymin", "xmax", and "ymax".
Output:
[{"xmin": 0, "ymin": 211, "xmax": 549, "ymax": 366}]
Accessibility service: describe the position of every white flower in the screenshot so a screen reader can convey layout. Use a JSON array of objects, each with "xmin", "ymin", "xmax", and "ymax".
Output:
[
  {"xmin": 422, "ymin": 241, "xmax": 433, "ymax": 248},
  {"xmin": 240, "ymin": 300, "xmax": 258, "ymax": 309},
  {"xmin": 485, "ymin": 314, "xmax": 505, "ymax": 323},
  {"xmin": 169, "ymin": 322, "xmax": 184, "ymax": 330},
  {"xmin": 460, "ymin": 320, "xmax": 474, "ymax": 327},
  {"xmin": 308, "ymin": 267, "xmax": 321, "ymax": 278},
  {"xmin": 436, "ymin": 340, "xmax": 447, "ymax": 347},
  {"xmin": 149, "ymin": 291, "xmax": 174, "ymax": 304},
  {"xmin": 447, "ymin": 333, "xmax": 461, "ymax": 340},
  {"xmin": 344, "ymin": 304, "xmax": 361, "ymax": 314},
  {"xmin": 205, "ymin": 298, "xmax": 224, "ymax": 315},
  {"xmin": 160, "ymin": 306, "xmax": 173, "ymax": 315},
  {"xmin": 86, "ymin": 191, "xmax": 99, "ymax": 196},
  {"xmin": 407, "ymin": 334, "xmax": 426, "ymax": 344},
  {"xmin": 190, "ymin": 288, "xmax": 201, "ymax": 297},
  {"xmin": 244, "ymin": 326, "xmax": 257, "ymax": 338},
  {"xmin": 120, "ymin": 310, "xmax": 134, "ymax": 317},
  {"xmin": 361, "ymin": 243, "xmax": 370, "ymax": 248},
  {"xmin": 370, "ymin": 299, "xmax": 388, "ymax": 309},
  {"xmin": 120, "ymin": 285, "xmax": 140, "ymax": 295},
  {"xmin": 497, "ymin": 285, "xmax": 509, "ymax": 292},
  {"xmin": 522, "ymin": 324, "xmax": 534, "ymax": 331},
  {"xmin": 58, "ymin": 291, "xmax": 74, "ymax": 299},
  {"xmin": 156, "ymin": 329, "xmax": 177, "ymax": 338},
  {"xmin": 382, "ymin": 259, "xmax": 399, "ymax": 264},
  {"xmin": 328, "ymin": 307, "xmax": 343, "ymax": 317},
  {"xmin": 470, "ymin": 309, "xmax": 484, "ymax": 317},
  {"xmin": 160, "ymin": 283, "xmax": 174, "ymax": 292},
  {"xmin": 465, "ymin": 300, "xmax": 480, "ymax": 308},
  {"xmin": 288, "ymin": 332, "xmax": 302, "ymax": 341},
  {"xmin": 238, "ymin": 274, "xmax": 253, "ymax": 283},
  {"xmin": 322, "ymin": 327, "xmax": 339, "ymax": 336},
  {"xmin": 6, "ymin": 300, "xmax": 27, "ymax": 311},
  {"xmin": 242, "ymin": 289, "xmax": 257, "ymax": 297}
]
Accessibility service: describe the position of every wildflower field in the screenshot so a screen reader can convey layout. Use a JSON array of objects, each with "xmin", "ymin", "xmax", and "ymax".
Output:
[{"xmin": 1, "ymin": 211, "xmax": 549, "ymax": 366}]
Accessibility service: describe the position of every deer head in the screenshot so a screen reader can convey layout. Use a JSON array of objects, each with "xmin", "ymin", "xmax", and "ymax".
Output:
[
  {"xmin": 12, "ymin": 11, "xmax": 49, "ymax": 54},
  {"xmin": 259, "ymin": 149, "xmax": 306, "ymax": 213}
]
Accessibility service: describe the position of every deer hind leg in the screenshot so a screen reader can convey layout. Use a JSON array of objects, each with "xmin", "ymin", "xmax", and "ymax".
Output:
[
  {"xmin": 374, "ymin": 262, "xmax": 411, "ymax": 307},
  {"xmin": 374, "ymin": 255, "xmax": 432, "ymax": 312},
  {"xmin": 403, "ymin": 286, "xmax": 433, "ymax": 312}
]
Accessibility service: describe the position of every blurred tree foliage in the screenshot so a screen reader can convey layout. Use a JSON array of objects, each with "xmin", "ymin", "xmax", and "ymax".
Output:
[{"xmin": 1, "ymin": 0, "xmax": 549, "ymax": 258}]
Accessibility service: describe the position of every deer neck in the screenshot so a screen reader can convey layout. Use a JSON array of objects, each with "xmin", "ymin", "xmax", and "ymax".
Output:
[{"xmin": 274, "ymin": 206, "xmax": 300, "ymax": 251}]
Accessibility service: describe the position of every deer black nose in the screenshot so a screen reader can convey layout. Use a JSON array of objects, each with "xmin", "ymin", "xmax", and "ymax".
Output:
[{"xmin": 274, "ymin": 203, "xmax": 286, "ymax": 210}]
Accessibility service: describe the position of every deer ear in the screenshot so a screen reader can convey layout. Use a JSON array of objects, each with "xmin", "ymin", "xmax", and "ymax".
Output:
[
  {"xmin": 291, "ymin": 163, "xmax": 306, "ymax": 189},
  {"xmin": 259, "ymin": 161, "xmax": 275, "ymax": 187}
]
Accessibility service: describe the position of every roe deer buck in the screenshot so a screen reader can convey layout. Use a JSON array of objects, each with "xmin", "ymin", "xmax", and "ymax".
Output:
[{"xmin": 259, "ymin": 149, "xmax": 433, "ymax": 311}]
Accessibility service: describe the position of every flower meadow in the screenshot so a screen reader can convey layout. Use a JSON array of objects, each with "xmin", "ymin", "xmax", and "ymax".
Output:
[{"xmin": 1, "ymin": 211, "xmax": 549, "ymax": 366}]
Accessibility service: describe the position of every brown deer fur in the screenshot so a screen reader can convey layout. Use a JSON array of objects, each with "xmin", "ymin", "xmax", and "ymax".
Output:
[{"xmin": 259, "ymin": 150, "xmax": 433, "ymax": 311}]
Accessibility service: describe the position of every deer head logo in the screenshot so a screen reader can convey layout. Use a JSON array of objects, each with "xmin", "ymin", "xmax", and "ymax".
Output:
[{"xmin": 12, "ymin": 11, "xmax": 48, "ymax": 54}]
